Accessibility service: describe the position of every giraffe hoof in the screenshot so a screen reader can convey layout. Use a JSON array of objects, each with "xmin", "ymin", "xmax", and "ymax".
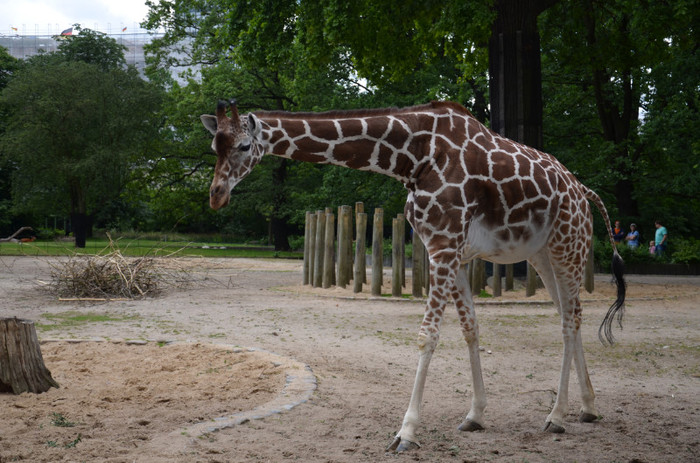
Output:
[
  {"xmin": 387, "ymin": 436, "xmax": 420, "ymax": 453},
  {"xmin": 457, "ymin": 420, "xmax": 484, "ymax": 432},
  {"xmin": 543, "ymin": 421, "xmax": 566, "ymax": 434},
  {"xmin": 579, "ymin": 412, "xmax": 598, "ymax": 423}
]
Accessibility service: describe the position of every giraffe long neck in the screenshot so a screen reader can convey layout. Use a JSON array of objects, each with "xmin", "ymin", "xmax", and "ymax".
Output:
[{"xmin": 253, "ymin": 109, "xmax": 435, "ymax": 184}]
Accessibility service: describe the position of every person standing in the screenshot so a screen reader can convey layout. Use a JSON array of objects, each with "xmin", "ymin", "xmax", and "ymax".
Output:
[
  {"xmin": 613, "ymin": 220, "xmax": 625, "ymax": 244},
  {"xmin": 625, "ymin": 223, "xmax": 640, "ymax": 249},
  {"xmin": 654, "ymin": 220, "xmax": 668, "ymax": 256}
]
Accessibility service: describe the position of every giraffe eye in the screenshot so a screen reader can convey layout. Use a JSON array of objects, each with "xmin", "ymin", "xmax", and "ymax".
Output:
[{"xmin": 239, "ymin": 143, "xmax": 251, "ymax": 152}]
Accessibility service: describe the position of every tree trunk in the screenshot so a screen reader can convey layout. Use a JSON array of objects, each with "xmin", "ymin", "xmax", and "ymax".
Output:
[
  {"xmin": 0, "ymin": 318, "xmax": 59, "ymax": 394},
  {"xmin": 581, "ymin": 1, "xmax": 640, "ymax": 218},
  {"xmin": 489, "ymin": 1, "xmax": 553, "ymax": 290},
  {"xmin": 270, "ymin": 159, "xmax": 291, "ymax": 251},
  {"xmin": 489, "ymin": 0, "xmax": 551, "ymax": 149},
  {"xmin": 71, "ymin": 213, "xmax": 88, "ymax": 248},
  {"xmin": 70, "ymin": 178, "xmax": 88, "ymax": 248}
]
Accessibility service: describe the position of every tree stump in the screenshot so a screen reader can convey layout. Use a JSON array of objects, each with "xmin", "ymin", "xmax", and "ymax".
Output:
[{"xmin": 0, "ymin": 318, "xmax": 59, "ymax": 394}]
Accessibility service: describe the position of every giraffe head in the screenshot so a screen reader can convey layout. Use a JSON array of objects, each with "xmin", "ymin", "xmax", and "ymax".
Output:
[{"xmin": 200, "ymin": 99, "xmax": 263, "ymax": 210}]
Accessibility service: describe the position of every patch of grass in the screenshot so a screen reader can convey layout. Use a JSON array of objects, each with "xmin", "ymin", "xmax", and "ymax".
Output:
[
  {"xmin": 380, "ymin": 293, "xmax": 413, "ymax": 299},
  {"xmin": 50, "ymin": 412, "xmax": 75, "ymax": 427},
  {"xmin": 0, "ymin": 237, "xmax": 302, "ymax": 259},
  {"xmin": 46, "ymin": 435, "xmax": 82, "ymax": 449},
  {"xmin": 493, "ymin": 313, "xmax": 553, "ymax": 327},
  {"xmin": 478, "ymin": 289, "xmax": 493, "ymax": 298},
  {"xmin": 374, "ymin": 328, "xmax": 415, "ymax": 346},
  {"xmin": 37, "ymin": 311, "xmax": 140, "ymax": 332},
  {"xmin": 64, "ymin": 434, "xmax": 82, "ymax": 448}
]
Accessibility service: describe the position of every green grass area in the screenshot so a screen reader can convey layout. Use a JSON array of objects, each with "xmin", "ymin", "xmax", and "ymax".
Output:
[
  {"xmin": 0, "ymin": 238, "xmax": 302, "ymax": 259},
  {"xmin": 36, "ymin": 311, "xmax": 141, "ymax": 331}
]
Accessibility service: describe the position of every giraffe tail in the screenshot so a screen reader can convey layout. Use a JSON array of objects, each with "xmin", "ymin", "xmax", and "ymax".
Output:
[{"xmin": 583, "ymin": 186, "xmax": 627, "ymax": 346}]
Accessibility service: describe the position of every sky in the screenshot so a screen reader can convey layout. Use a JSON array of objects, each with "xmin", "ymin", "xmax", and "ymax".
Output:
[{"xmin": 1, "ymin": 0, "xmax": 152, "ymax": 35}]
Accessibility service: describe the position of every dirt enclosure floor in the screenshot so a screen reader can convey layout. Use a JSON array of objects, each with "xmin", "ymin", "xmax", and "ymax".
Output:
[{"xmin": 0, "ymin": 256, "xmax": 698, "ymax": 462}]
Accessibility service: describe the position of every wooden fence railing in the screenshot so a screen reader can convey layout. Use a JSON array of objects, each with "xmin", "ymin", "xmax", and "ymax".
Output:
[{"xmin": 302, "ymin": 202, "xmax": 594, "ymax": 297}]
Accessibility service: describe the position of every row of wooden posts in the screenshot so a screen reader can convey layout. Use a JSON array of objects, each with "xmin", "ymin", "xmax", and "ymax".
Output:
[{"xmin": 302, "ymin": 202, "xmax": 594, "ymax": 298}]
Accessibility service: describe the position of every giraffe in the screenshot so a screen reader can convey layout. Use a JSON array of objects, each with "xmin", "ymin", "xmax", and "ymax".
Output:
[{"xmin": 201, "ymin": 99, "xmax": 626, "ymax": 452}]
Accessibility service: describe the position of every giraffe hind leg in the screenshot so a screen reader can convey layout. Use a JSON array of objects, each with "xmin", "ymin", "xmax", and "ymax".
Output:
[{"xmin": 529, "ymin": 251, "xmax": 597, "ymax": 432}]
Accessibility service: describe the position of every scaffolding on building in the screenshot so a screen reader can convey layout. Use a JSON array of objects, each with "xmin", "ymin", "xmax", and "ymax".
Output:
[{"xmin": 0, "ymin": 24, "xmax": 163, "ymax": 73}]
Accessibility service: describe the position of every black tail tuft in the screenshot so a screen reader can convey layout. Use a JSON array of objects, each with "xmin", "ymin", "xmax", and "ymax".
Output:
[{"xmin": 598, "ymin": 252, "xmax": 626, "ymax": 345}]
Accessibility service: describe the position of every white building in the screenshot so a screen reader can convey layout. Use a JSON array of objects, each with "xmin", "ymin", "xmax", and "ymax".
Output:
[{"xmin": 0, "ymin": 29, "xmax": 157, "ymax": 73}]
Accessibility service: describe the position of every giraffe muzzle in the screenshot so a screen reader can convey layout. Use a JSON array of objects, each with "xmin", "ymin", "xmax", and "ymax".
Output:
[{"xmin": 209, "ymin": 185, "xmax": 230, "ymax": 210}]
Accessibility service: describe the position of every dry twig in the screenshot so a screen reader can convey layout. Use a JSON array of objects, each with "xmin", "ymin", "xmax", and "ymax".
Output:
[{"xmin": 48, "ymin": 236, "xmax": 196, "ymax": 300}]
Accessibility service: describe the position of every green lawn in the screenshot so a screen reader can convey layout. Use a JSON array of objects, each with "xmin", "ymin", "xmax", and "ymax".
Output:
[{"xmin": 0, "ymin": 238, "xmax": 302, "ymax": 259}]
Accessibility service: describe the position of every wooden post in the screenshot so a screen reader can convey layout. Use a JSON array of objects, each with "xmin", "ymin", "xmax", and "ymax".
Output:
[
  {"xmin": 343, "ymin": 205, "xmax": 353, "ymax": 286},
  {"xmin": 326, "ymin": 208, "xmax": 335, "ymax": 286},
  {"xmin": 303, "ymin": 211, "xmax": 312, "ymax": 285},
  {"xmin": 505, "ymin": 263, "xmax": 514, "ymax": 291},
  {"xmin": 412, "ymin": 232, "xmax": 424, "ymax": 297},
  {"xmin": 470, "ymin": 258, "xmax": 484, "ymax": 295},
  {"xmin": 477, "ymin": 259, "xmax": 486, "ymax": 294},
  {"xmin": 353, "ymin": 212, "xmax": 367, "ymax": 293},
  {"xmin": 371, "ymin": 208, "xmax": 383, "ymax": 296},
  {"xmin": 392, "ymin": 218, "xmax": 402, "ymax": 297},
  {"xmin": 526, "ymin": 263, "xmax": 537, "ymax": 297},
  {"xmin": 468, "ymin": 260, "xmax": 476, "ymax": 295},
  {"xmin": 337, "ymin": 205, "xmax": 352, "ymax": 288},
  {"xmin": 0, "ymin": 318, "xmax": 59, "ymax": 394},
  {"xmin": 323, "ymin": 212, "xmax": 335, "ymax": 288},
  {"xmin": 492, "ymin": 262, "xmax": 502, "ymax": 297},
  {"xmin": 424, "ymin": 244, "xmax": 430, "ymax": 294},
  {"xmin": 355, "ymin": 202, "xmax": 367, "ymax": 284},
  {"xmin": 313, "ymin": 210, "xmax": 325, "ymax": 288},
  {"xmin": 308, "ymin": 212, "xmax": 317, "ymax": 286},
  {"xmin": 584, "ymin": 244, "xmax": 594, "ymax": 293},
  {"xmin": 397, "ymin": 214, "xmax": 406, "ymax": 288}
]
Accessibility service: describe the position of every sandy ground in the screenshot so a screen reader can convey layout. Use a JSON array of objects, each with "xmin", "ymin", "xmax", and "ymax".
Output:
[{"xmin": 0, "ymin": 256, "xmax": 698, "ymax": 462}]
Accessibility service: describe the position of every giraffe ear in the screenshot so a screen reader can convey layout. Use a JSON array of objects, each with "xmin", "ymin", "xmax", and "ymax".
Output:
[
  {"xmin": 200, "ymin": 114, "xmax": 218, "ymax": 136},
  {"xmin": 247, "ymin": 113, "xmax": 262, "ymax": 140}
]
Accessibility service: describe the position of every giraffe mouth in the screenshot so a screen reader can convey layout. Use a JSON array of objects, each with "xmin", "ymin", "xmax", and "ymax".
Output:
[
  {"xmin": 209, "ymin": 184, "xmax": 231, "ymax": 210},
  {"xmin": 210, "ymin": 194, "xmax": 230, "ymax": 210}
]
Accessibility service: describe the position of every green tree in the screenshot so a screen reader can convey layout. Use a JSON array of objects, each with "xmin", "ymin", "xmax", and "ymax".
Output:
[
  {"xmin": 540, "ymin": 0, "xmax": 699, "ymax": 236},
  {"xmin": 57, "ymin": 25, "xmax": 127, "ymax": 71},
  {"xmin": 142, "ymin": 0, "xmax": 698, "ymax": 246},
  {"xmin": 0, "ymin": 46, "xmax": 19, "ymax": 90},
  {"xmin": 142, "ymin": 0, "xmax": 404, "ymax": 248},
  {"xmin": 0, "ymin": 31, "xmax": 161, "ymax": 247},
  {"xmin": 0, "ymin": 47, "xmax": 21, "ymax": 235}
]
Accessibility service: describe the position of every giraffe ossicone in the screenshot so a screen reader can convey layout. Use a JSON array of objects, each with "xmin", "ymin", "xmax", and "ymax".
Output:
[{"xmin": 201, "ymin": 100, "xmax": 626, "ymax": 452}]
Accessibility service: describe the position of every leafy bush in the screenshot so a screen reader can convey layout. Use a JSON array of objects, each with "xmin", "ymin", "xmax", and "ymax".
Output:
[
  {"xmin": 287, "ymin": 235, "xmax": 305, "ymax": 251},
  {"xmin": 35, "ymin": 228, "xmax": 65, "ymax": 240},
  {"xmin": 594, "ymin": 235, "xmax": 700, "ymax": 269},
  {"xmin": 671, "ymin": 239, "xmax": 700, "ymax": 264},
  {"xmin": 593, "ymin": 235, "xmax": 659, "ymax": 271}
]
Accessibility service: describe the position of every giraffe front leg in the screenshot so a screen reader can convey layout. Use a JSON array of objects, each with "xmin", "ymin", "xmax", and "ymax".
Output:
[
  {"xmin": 387, "ymin": 328, "xmax": 440, "ymax": 452},
  {"xmin": 388, "ymin": 263, "xmax": 451, "ymax": 453},
  {"xmin": 452, "ymin": 265, "xmax": 487, "ymax": 432}
]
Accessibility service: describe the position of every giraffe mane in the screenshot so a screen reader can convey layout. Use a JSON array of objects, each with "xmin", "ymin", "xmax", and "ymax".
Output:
[{"xmin": 253, "ymin": 101, "xmax": 473, "ymax": 120}]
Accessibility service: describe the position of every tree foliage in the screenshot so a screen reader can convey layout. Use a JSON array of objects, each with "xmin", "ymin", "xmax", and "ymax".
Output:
[
  {"xmin": 0, "ymin": 1, "xmax": 696, "ymax": 254},
  {"xmin": 540, "ymin": 0, "xmax": 699, "ymax": 237},
  {"xmin": 0, "ymin": 29, "xmax": 162, "ymax": 245}
]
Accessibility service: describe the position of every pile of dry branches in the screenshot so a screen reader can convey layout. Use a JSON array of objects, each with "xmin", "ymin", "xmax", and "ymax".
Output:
[{"xmin": 49, "ymin": 240, "xmax": 196, "ymax": 300}]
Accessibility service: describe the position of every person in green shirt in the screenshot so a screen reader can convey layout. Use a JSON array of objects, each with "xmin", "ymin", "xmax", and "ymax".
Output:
[{"xmin": 654, "ymin": 220, "xmax": 668, "ymax": 256}]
